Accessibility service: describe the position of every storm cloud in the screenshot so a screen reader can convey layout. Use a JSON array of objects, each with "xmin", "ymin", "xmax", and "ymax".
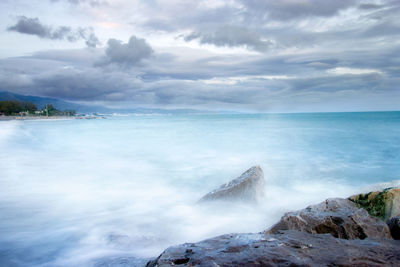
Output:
[
  {"xmin": 185, "ymin": 26, "xmax": 272, "ymax": 52},
  {"xmin": 238, "ymin": 0, "xmax": 357, "ymax": 21},
  {"xmin": 7, "ymin": 16, "xmax": 100, "ymax": 47},
  {"xmin": 0, "ymin": 0, "xmax": 399, "ymax": 112},
  {"xmin": 96, "ymin": 36, "xmax": 153, "ymax": 68}
]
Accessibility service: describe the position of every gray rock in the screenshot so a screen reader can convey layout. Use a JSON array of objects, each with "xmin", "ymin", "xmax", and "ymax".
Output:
[
  {"xmin": 198, "ymin": 166, "xmax": 265, "ymax": 203},
  {"xmin": 147, "ymin": 230, "xmax": 400, "ymax": 267},
  {"xmin": 387, "ymin": 217, "xmax": 400, "ymax": 240},
  {"xmin": 266, "ymin": 198, "xmax": 391, "ymax": 239}
]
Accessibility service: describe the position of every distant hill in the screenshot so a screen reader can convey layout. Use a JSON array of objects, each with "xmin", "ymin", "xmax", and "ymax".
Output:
[
  {"xmin": 0, "ymin": 91, "xmax": 110, "ymax": 113},
  {"xmin": 0, "ymin": 91, "xmax": 216, "ymax": 114}
]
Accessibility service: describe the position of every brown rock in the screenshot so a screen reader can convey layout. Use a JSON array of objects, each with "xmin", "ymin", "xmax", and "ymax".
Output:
[
  {"xmin": 266, "ymin": 198, "xmax": 391, "ymax": 239},
  {"xmin": 147, "ymin": 231, "xmax": 400, "ymax": 267},
  {"xmin": 198, "ymin": 166, "xmax": 265, "ymax": 203}
]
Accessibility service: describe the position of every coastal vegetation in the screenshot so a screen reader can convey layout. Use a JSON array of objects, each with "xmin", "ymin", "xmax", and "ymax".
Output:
[
  {"xmin": 0, "ymin": 100, "xmax": 76, "ymax": 116},
  {"xmin": 349, "ymin": 188, "xmax": 400, "ymax": 220}
]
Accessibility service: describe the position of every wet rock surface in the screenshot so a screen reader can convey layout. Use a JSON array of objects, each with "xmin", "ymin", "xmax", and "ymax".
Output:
[
  {"xmin": 146, "ymin": 230, "xmax": 400, "ymax": 267},
  {"xmin": 349, "ymin": 188, "xmax": 400, "ymax": 220},
  {"xmin": 266, "ymin": 198, "xmax": 391, "ymax": 239},
  {"xmin": 198, "ymin": 166, "xmax": 265, "ymax": 203},
  {"xmin": 145, "ymin": 183, "xmax": 400, "ymax": 267}
]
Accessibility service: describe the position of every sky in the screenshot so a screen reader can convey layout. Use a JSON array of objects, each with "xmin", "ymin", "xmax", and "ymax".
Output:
[{"xmin": 0, "ymin": 0, "xmax": 399, "ymax": 112}]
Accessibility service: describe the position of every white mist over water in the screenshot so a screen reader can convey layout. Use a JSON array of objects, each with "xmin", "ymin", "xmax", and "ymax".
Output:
[{"xmin": 0, "ymin": 113, "xmax": 399, "ymax": 266}]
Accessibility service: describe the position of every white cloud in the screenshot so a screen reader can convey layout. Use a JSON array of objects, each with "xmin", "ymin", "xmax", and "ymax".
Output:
[
  {"xmin": 327, "ymin": 67, "xmax": 382, "ymax": 75},
  {"xmin": 201, "ymin": 75, "xmax": 292, "ymax": 85}
]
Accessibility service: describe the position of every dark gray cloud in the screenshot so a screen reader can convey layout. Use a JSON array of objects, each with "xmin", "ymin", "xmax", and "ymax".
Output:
[
  {"xmin": 7, "ymin": 16, "xmax": 100, "ymax": 47},
  {"xmin": 185, "ymin": 26, "xmax": 272, "ymax": 52},
  {"xmin": 79, "ymin": 28, "xmax": 101, "ymax": 48},
  {"xmin": 1, "ymin": 41, "xmax": 399, "ymax": 112},
  {"xmin": 1, "ymin": 0, "xmax": 400, "ymax": 112},
  {"xmin": 135, "ymin": 0, "xmax": 400, "ymax": 55},
  {"xmin": 8, "ymin": 16, "xmax": 52, "ymax": 38},
  {"xmin": 358, "ymin": 3, "xmax": 385, "ymax": 10},
  {"xmin": 143, "ymin": 1, "xmax": 389, "ymax": 52},
  {"xmin": 96, "ymin": 36, "xmax": 153, "ymax": 67},
  {"xmin": 239, "ymin": 0, "xmax": 357, "ymax": 21},
  {"xmin": 32, "ymin": 68, "xmax": 143, "ymax": 101},
  {"xmin": 141, "ymin": 0, "xmax": 359, "ymax": 36}
]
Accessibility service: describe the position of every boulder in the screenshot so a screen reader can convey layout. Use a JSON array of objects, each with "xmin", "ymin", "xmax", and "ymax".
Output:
[
  {"xmin": 266, "ymin": 198, "xmax": 391, "ymax": 239},
  {"xmin": 349, "ymin": 187, "xmax": 400, "ymax": 220},
  {"xmin": 198, "ymin": 166, "xmax": 265, "ymax": 203},
  {"xmin": 387, "ymin": 217, "xmax": 400, "ymax": 240},
  {"xmin": 146, "ymin": 230, "xmax": 400, "ymax": 267}
]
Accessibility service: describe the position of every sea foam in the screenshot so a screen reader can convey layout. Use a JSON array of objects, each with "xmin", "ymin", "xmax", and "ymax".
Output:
[{"xmin": 0, "ymin": 112, "xmax": 399, "ymax": 266}]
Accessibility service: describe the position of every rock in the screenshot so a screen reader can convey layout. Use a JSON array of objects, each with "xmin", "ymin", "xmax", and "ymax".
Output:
[
  {"xmin": 387, "ymin": 217, "xmax": 400, "ymax": 240},
  {"xmin": 349, "ymin": 188, "xmax": 400, "ymax": 220},
  {"xmin": 146, "ymin": 230, "xmax": 400, "ymax": 267},
  {"xmin": 266, "ymin": 198, "xmax": 391, "ymax": 239},
  {"xmin": 198, "ymin": 166, "xmax": 265, "ymax": 203}
]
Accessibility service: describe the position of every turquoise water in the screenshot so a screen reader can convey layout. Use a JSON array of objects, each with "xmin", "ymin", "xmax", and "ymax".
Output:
[{"xmin": 0, "ymin": 112, "xmax": 399, "ymax": 266}]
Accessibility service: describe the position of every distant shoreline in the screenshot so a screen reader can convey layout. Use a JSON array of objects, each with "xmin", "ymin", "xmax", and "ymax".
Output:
[{"xmin": 0, "ymin": 116, "xmax": 75, "ymax": 121}]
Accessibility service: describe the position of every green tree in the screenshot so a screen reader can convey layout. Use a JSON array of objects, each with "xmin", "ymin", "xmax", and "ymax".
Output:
[
  {"xmin": 44, "ymin": 104, "xmax": 58, "ymax": 116},
  {"xmin": 0, "ymin": 101, "xmax": 23, "ymax": 115},
  {"xmin": 23, "ymin": 102, "xmax": 38, "ymax": 113}
]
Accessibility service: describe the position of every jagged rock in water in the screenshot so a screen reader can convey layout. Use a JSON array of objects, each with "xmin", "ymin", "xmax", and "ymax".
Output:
[
  {"xmin": 146, "ymin": 230, "xmax": 400, "ymax": 267},
  {"xmin": 387, "ymin": 217, "xmax": 400, "ymax": 240},
  {"xmin": 349, "ymin": 187, "xmax": 400, "ymax": 220},
  {"xmin": 266, "ymin": 198, "xmax": 391, "ymax": 239},
  {"xmin": 198, "ymin": 166, "xmax": 265, "ymax": 203}
]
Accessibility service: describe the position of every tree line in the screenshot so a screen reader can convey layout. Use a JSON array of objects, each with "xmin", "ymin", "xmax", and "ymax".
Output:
[{"xmin": 0, "ymin": 100, "xmax": 76, "ymax": 116}]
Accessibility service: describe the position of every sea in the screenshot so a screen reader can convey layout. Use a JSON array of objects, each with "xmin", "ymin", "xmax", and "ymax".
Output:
[{"xmin": 0, "ymin": 111, "xmax": 399, "ymax": 266}]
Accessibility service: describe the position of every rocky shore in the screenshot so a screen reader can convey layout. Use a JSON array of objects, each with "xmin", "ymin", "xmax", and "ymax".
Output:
[{"xmin": 147, "ymin": 166, "xmax": 400, "ymax": 266}]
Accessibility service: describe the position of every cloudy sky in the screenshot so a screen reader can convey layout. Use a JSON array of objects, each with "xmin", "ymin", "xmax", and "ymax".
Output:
[{"xmin": 0, "ymin": 0, "xmax": 399, "ymax": 112}]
